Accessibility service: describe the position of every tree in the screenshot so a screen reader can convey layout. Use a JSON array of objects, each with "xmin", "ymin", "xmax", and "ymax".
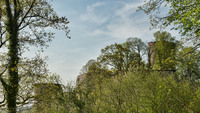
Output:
[
  {"xmin": 0, "ymin": 0, "xmax": 69, "ymax": 112},
  {"xmin": 125, "ymin": 37, "xmax": 148, "ymax": 67},
  {"xmin": 97, "ymin": 43, "xmax": 140, "ymax": 74},
  {"xmin": 0, "ymin": 53, "xmax": 62, "ymax": 111},
  {"xmin": 80, "ymin": 59, "xmax": 97, "ymax": 75},
  {"xmin": 138, "ymin": 0, "xmax": 200, "ymax": 45},
  {"xmin": 153, "ymin": 31, "xmax": 178, "ymax": 70},
  {"xmin": 97, "ymin": 38, "xmax": 147, "ymax": 74},
  {"xmin": 75, "ymin": 68, "xmax": 200, "ymax": 112},
  {"xmin": 177, "ymin": 47, "xmax": 200, "ymax": 80},
  {"xmin": 79, "ymin": 59, "xmax": 112, "ymax": 91}
]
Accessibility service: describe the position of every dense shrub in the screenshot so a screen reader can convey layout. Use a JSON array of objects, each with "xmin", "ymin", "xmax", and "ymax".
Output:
[
  {"xmin": 36, "ymin": 70, "xmax": 200, "ymax": 113},
  {"xmin": 82, "ymin": 70, "xmax": 200, "ymax": 113}
]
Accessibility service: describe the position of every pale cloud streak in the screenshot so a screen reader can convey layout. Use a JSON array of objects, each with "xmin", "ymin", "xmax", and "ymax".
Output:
[
  {"xmin": 115, "ymin": 2, "xmax": 143, "ymax": 20},
  {"xmin": 80, "ymin": 2, "xmax": 108, "ymax": 25},
  {"xmin": 78, "ymin": 1, "xmax": 158, "ymax": 40},
  {"xmin": 107, "ymin": 1, "xmax": 156, "ymax": 40}
]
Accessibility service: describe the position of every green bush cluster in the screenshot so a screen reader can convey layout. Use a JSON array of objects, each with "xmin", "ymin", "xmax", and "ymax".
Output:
[
  {"xmin": 84, "ymin": 71, "xmax": 200, "ymax": 113},
  {"xmin": 34, "ymin": 70, "xmax": 200, "ymax": 113}
]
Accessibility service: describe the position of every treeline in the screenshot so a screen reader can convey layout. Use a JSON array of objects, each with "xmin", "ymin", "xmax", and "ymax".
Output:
[
  {"xmin": 80, "ymin": 31, "xmax": 200, "ymax": 81},
  {"xmin": 28, "ymin": 31, "xmax": 200, "ymax": 113},
  {"xmin": 63, "ymin": 31, "xmax": 199, "ymax": 113},
  {"xmin": 0, "ymin": 0, "xmax": 199, "ymax": 112}
]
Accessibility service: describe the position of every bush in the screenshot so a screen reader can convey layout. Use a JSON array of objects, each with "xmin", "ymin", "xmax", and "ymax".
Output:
[
  {"xmin": 37, "ymin": 70, "xmax": 200, "ymax": 113},
  {"xmin": 85, "ymin": 70, "xmax": 200, "ymax": 112}
]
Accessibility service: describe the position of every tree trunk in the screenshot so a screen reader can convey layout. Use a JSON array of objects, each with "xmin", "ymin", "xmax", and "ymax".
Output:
[
  {"xmin": 6, "ymin": 10, "xmax": 19, "ymax": 113},
  {"xmin": 7, "ymin": 22, "xmax": 19, "ymax": 113},
  {"xmin": 4, "ymin": 0, "xmax": 20, "ymax": 112},
  {"xmin": 7, "ymin": 32, "xmax": 19, "ymax": 113}
]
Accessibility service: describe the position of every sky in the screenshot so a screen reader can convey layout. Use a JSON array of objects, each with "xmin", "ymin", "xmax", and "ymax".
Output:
[{"xmin": 27, "ymin": 0, "xmax": 180, "ymax": 84}]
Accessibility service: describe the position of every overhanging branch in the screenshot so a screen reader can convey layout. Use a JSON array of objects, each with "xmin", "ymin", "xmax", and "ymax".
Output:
[{"xmin": 18, "ymin": 0, "xmax": 36, "ymax": 29}]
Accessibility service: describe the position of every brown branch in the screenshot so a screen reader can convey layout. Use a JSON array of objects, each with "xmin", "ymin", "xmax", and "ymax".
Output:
[
  {"xmin": 0, "ymin": 40, "xmax": 8, "ymax": 48},
  {"xmin": 4, "ymin": 0, "xmax": 13, "ymax": 21},
  {"xmin": 0, "ymin": 95, "xmax": 5, "ymax": 105},
  {"xmin": 0, "ymin": 31, "xmax": 6, "ymax": 47},
  {"xmin": 18, "ymin": 17, "xmax": 32, "ymax": 31},
  {"xmin": 176, "ymin": 44, "xmax": 200, "ymax": 61},
  {"xmin": 0, "ymin": 68, "xmax": 9, "ymax": 92},
  {"xmin": 17, "ymin": 95, "xmax": 34, "ymax": 105},
  {"xmin": 18, "ymin": 0, "xmax": 36, "ymax": 29},
  {"xmin": 0, "ymin": 30, "xmax": 6, "ymax": 40},
  {"xmin": 13, "ymin": 0, "xmax": 18, "ymax": 18},
  {"xmin": 0, "ymin": 103, "xmax": 6, "ymax": 108}
]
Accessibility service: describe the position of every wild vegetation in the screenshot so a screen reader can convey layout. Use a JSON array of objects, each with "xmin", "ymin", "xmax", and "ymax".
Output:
[
  {"xmin": 26, "ymin": 31, "xmax": 200, "ymax": 112},
  {"xmin": 0, "ymin": 0, "xmax": 69, "ymax": 112},
  {"xmin": 0, "ymin": 0, "xmax": 199, "ymax": 112}
]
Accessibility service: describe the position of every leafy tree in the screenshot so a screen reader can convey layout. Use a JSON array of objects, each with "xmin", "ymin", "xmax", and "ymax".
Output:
[
  {"xmin": 98, "ymin": 43, "xmax": 141, "ymax": 74},
  {"xmin": 125, "ymin": 37, "xmax": 148, "ymax": 67},
  {"xmin": 80, "ymin": 59, "xmax": 97, "ymax": 75},
  {"xmin": 0, "ymin": 54, "xmax": 62, "ymax": 111},
  {"xmin": 79, "ymin": 59, "xmax": 112, "ymax": 94},
  {"xmin": 80, "ymin": 38, "xmax": 147, "ymax": 77},
  {"xmin": 85, "ymin": 61, "xmax": 112, "ymax": 78},
  {"xmin": 153, "ymin": 31, "xmax": 178, "ymax": 70},
  {"xmin": 80, "ymin": 68, "xmax": 200, "ymax": 113},
  {"xmin": 79, "ymin": 59, "xmax": 112, "ymax": 84},
  {"xmin": 74, "ymin": 37, "xmax": 200, "ymax": 113},
  {"xmin": 0, "ymin": 0, "xmax": 69, "ymax": 112},
  {"xmin": 78, "ymin": 38, "xmax": 147, "ymax": 112},
  {"xmin": 138, "ymin": 0, "xmax": 200, "ymax": 40},
  {"xmin": 177, "ymin": 47, "xmax": 200, "ymax": 80}
]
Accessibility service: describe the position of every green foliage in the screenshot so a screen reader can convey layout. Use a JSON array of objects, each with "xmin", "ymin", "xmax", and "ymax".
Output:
[
  {"xmin": 177, "ymin": 46, "xmax": 200, "ymax": 80},
  {"xmin": 78, "ymin": 37, "xmax": 147, "ymax": 91},
  {"xmin": 167, "ymin": 0, "xmax": 200, "ymax": 38},
  {"xmin": 153, "ymin": 31, "xmax": 178, "ymax": 69},
  {"xmin": 80, "ymin": 59, "xmax": 112, "ymax": 78},
  {"xmin": 125, "ymin": 37, "xmax": 148, "ymax": 67},
  {"xmin": 0, "ymin": 54, "xmax": 63, "ymax": 111},
  {"xmin": 139, "ymin": 0, "xmax": 200, "ymax": 39},
  {"xmin": 98, "ymin": 43, "xmax": 135, "ymax": 74},
  {"xmin": 97, "ymin": 37, "xmax": 147, "ymax": 75},
  {"xmin": 38, "ymin": 35, "xmax": 200, "ymax": 112},
  {"xmin": 70, "ymin": 70, "xmax": 200, "ymax": 113},
  {"xmin": 0, "ymin": 0, "xmax": 69, "ymax": 112}
]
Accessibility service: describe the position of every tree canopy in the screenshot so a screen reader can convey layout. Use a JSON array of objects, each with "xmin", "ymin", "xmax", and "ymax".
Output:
[
  {"xmin": 0, "ymin": 0, "xmax": 69, "ymax": 112},
  {"xmin": 153, "ymin": 31, "xmax": 178, "ymax": 70},
  {"xmin": 79, "ymin": 37, "xmax": 147, "ymax": 80},
  {"xmin": 177, "ymin": 46, "xmax": 200, "ymax": 80},
  {"xmin": 97, "ymin": 38, "xmax": 147, "ymax": 75},
  {"xmin": 138, "ymin": 0, "xmax": 200, "ymax": 44}
]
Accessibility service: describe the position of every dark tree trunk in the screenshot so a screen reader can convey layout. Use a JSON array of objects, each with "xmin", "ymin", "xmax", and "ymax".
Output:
[
  {"xmin": 7, "ymin": 31, "xmax": 19, "ymax": 113},
  {"xmin": 4, "ymin": 0, "xmax": 20, "ymax": 112}
]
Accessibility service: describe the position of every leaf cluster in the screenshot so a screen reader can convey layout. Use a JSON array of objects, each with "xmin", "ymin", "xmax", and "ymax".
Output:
[{"xmin": 138, "ymin": 0, "xmax": 200, "ymax": 42}]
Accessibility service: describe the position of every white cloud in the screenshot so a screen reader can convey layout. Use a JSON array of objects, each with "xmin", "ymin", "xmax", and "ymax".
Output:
[
  {"xmin": 84, "ymin": 1, "xmax": 154, "ymax": 40},
  {"xmin": 87, "ymin": 2, "xmax": 104, "ymax": 12},
  {"xmin": 79, "ymin": 1, "xmax": 178, "ymax": 41},
  {"xmin": 83, "ymin": 1, "xmax": 179, "ymax": 42},
  {"xmin": 115, "ymin": 2, "xmax": 143, "ymax": 19},
  {"xmin": 80, "ymin": 2, "xmax": 108, "ymax": 25},
  {"xmin": 105, "ymin": 1, "xmax": 153, "ymax": 39}
]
